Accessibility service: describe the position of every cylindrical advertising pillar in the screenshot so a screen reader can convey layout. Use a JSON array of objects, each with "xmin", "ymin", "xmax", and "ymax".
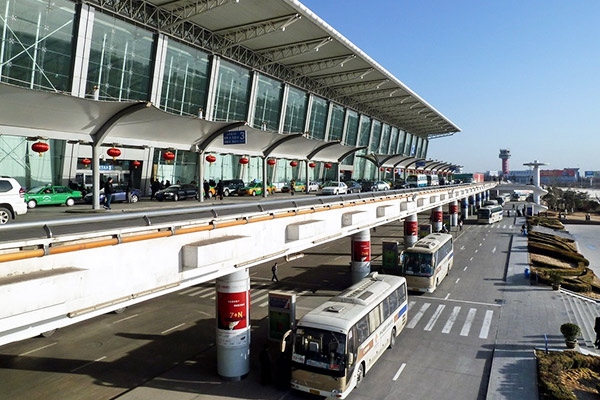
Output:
[
  {"xmin": 351, "ymin": 230, "xmax": 371, "ymax": 283},
  {"xmin": 216, "ymin": 269, "xmax": 251, "ymax": 381},
  {"xmin": 461, "ymin": 197, "xmax": 469, "ymax": 219},
  {"xmin": 403, "ymin": 214, "xmax": 418, "ymax": 248},
  {"xmin": 468, "ymin": 195, "xmax": 475, "ymax": 215},
  {"xmin": 449, "ymin": 201, "xmax": 458, "ymax": 227},
  {"xmin": 432, "ymin": 206, "xmax": 443, "ymax": 232},
  {"xmin": 476, "ymin": 192, "xmax": 482, "ymax": 209}
]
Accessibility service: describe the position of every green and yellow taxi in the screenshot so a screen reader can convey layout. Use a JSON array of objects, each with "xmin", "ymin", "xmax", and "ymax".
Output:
[
  {"xmin": 24, "ymin": 185, "xmax": 83, "ymax": 208},
  {"xmin": 238, "ymin": 182, "xmax": 275, "ymax": 196}
]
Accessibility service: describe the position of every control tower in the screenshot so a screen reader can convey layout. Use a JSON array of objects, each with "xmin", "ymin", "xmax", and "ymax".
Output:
[{"xmin": 499, "ymin": 149, "xmax": 510, "ymax": 176}]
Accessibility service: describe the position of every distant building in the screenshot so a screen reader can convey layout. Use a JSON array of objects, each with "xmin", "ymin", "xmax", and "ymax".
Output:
[
  {"xmin": 507, "ymin": 170, "xmax": 533, "ymax": 184},
  {"xmin": 540, "ymin": 168, "xmax": 579, "ymax": 186}
]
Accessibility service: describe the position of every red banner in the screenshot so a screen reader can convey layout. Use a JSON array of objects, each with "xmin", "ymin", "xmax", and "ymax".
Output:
[
  {"xmin": 217, "ymin": 291, "xmax": 248, "ymax": 330},
  {"xmin": 404, "ymin": 220, "xmax": 418, "ymax": 236},
  {"xmin": 433, "ymin": 211, "xmax": 443, "ymax": 222},
  {"xmin": 450, "ymin": 205, "xmax": 458, "ymax": 214},
  {"xmin": 352, "ymin": 240, "xmax": 370, "ymax": 262}
]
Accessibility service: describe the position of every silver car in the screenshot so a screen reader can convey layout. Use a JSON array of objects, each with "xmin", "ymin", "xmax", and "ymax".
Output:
[{"xmin": 321, "ymin": 181, "xmax": 348, "ymax": 195}]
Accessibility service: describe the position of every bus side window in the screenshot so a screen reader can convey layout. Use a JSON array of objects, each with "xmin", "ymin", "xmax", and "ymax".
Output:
[
  {"xmin": 382, "ymin": 298, "xmax": 391, "ymax": 320},
  {"xmin": 389, "ymin": 290, "xmax": 399, "ymax": 311},
  {"xmin": 368, "ymin": 308, "xmax": 381, "ymax": 335},
  {"xmin": 348, "ymin": 327, "xmax": 357, "ymax": 366},
  {"xmin": 356, "ymin": 316, "xmax": 369, "ymax": 346}
]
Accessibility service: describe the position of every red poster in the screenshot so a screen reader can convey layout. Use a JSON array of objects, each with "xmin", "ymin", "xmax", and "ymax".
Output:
[
  {"xmin": 433, "ymin": 211, "xmax": 443, "ymax": 222},
  {"xmin": 352, "ymin": 240, "xmax": 370, "ymax": 262},
  {"xmin": 450, "ymin": 205, "xmax": 458, "ymax": 214},
  {"xmin": 404, "ymin": 220, "xmax": 418, "ymax": 236},
  {"xmin": 217, "ymin": 291, "xmax": 248, "ymax": 330}
]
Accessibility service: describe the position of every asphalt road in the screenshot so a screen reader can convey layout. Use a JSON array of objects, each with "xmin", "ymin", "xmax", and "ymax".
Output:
[{"xmin": 0, "ymin": 211, "xmax": 517, "ymax": 400}]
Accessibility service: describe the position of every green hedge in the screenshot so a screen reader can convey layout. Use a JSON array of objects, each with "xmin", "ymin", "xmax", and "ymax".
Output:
[
  {"xmin": 537, "ymin": 350, "xmax": 600, "ymax": 400},
  {"xmin": 528, "ymin": 242, "xmax": 589, "ymax": 266}
]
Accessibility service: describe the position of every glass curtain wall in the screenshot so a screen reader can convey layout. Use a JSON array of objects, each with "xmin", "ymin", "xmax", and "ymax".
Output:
[
  {"xmin": 86, "ymin": 13, "xmax": 153, "ymax": 101},
  {"xmin": 328, "ymin": 104, "xmax": 345, "ymax": 141},
  {"xmin": 213, "ymin": 59, "xmax": 251, "ymax": 122},
  {"xmin": 403, "ymin": 133, "xmax": 413, "ymax": 156},
  {"xmin": 380, "ymin": 124, "xmax": 391, "ymax": 154},
  {"xmin": 0, "ymin": 0, "xmax": 75, "ymax": 91},
  {"xmin": 421, "ymin": 140, "xmax": 428, "ymax": 159},
  {"xmin": 356, "ymin": 115, "xmax": 372, "ymax": 179},
  {"xmin": 161, "ymin": 39, "xmax": 209, "ymax": 116},
  {"xmin": 369, "ymin": 120, "xmax": 381, "ymax": 153},
  {"xmin": 397, "ymin": 130, "xmax": 407, "ymax": 154},
  {"xmin": 389, "ymin": 127, "xmax": 399, "ymax": 155},
  {"xmin": 253, "ymin": 73, "xmax": 283, "ymax": 131},
  {"xmin": 341, "ymin": 110, "xmax": 359, "ymax": 166},
  {"xmin": 415, "ymin": 137, "xmax": 423, "ymax": 159},
  {"xmin": 283, "ymin": 86, "xmax": 307, "ymax": 133},
  {"xmin": 308, "ymin": 95, "xmax": 327, "ymax": 140}
]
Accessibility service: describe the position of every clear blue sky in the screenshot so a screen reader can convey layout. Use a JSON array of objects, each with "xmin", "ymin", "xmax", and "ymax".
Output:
[{"xmin": 300, "ymin": 0, "xmax": 600, "ymax": 174}]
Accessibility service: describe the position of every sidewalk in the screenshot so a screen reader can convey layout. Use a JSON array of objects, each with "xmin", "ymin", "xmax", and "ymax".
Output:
[{"xmin": 486, "ymin": 217, "xmax": 567, "ymax": 400}]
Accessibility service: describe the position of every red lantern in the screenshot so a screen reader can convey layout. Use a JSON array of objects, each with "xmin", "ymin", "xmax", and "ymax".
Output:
[
  {"xmin": 324, "ymin": 163, "xmax": 332, "ymax": 169},
  {"xmin": 290, "ymin": 161, "xmax": 298, "ymax": 167},
  {"xmin": 239, "ymin": 157, "xmax": 249, "ymax": 165},
  {"xmin": 82, "ymin": 158, "xmax": 91, "ymax": 168},
  {"xmin": 380, "ymin": 167, "xmax": 384, "ymax": 172},
  {"xmin": 107, "ymin": 147, "xmax": 121, "ymax": 161},
  {"xmin": 387, "ymin": 168, "xmax": 392, "ymax": 172},
  {"xmin": 32, "ymin": 141, "xmax": 49, "ymax": 157},
  {"xmin": 267, "ymin": 159, "xmax": 276, "ymax": 166},
  {"xmin": 206, "ymin": 155, "xmax": 216, "ymax": 163},
  {"xmin": 308, "ymin": 162, "xmax": 316, "ymax": 168},
  {"xmin": 132, "ymin": 160, "xmax": 141, "ymax": 169},
  {"xmin": 162, "ymin": 151, "xmax": 175, "ymax": 163},
  {"xmin": 394, "ymin": 169, "xmax": 398, "ymax": 173}
]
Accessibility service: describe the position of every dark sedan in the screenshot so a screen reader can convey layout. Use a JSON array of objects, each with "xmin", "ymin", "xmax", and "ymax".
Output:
[
  {"xmin": 84, "ymin": 184, "xmax": 141, "ymax": 204},
  {"xmin": 344, "ymin": 180, "xmax": 362, "ymax": 193},
  {"xmin": 155, "ymin": 184, "xmax": 197, "ymax": 201}
]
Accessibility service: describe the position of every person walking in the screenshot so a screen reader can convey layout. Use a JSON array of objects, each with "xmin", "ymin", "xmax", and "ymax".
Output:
[
  {"xmin": 203, "ymin": 180, "xmax": 210, "ymax": 199},
  {"xmin": 458, "ymin": 217, "xmax": 463, "ymax": 231},
  {"xmin": 150, "ymin": 179, "xmax": 160, "ymax": 200},
  {"xmin": 271, "ymin": 262, "xmax": 279, "ymax": 282},
  {"xmin": 103, "ymin": 177, "xmax": 114, "ymax": 210},
  {"xmin": 126, "ymin": 181, "xmax": 132, "ymax": 203},
  {"xmin": 290, "ymin": 180, "xmax": 295, "ymax": 196},
  {"xmin": 217, "ymin": 180, "xmax": 224, "ymax": 200},
  {"xmin": 594, "ymin": 317, "xmax": 600, "ymax": 348}
]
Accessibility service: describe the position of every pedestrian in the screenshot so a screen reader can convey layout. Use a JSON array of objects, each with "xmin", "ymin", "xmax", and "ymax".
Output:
[
  {"xmin": 103, "ymin": 177, "xmax": 114, "ymax": 210},
  {"xmin": 151, "ymin": 179, "xmax": 159, "ymax": 200},
  {"xmin": 217, "ymin": 180, "xmax": 224, "ymax": 200},
  {"xmin": 512, "ymin": 204, "xmax": 515, "ymax": 210},
  {"xmin": 165, "ymin": 180, "xmax": 171, "ymax": 188},
  {"xmin": 259, "ymin": 345, "xmax": 272, "ymax": 385},
  {"xmin": 271, "ymin": 262, "xmax": 279, "ymax": 282},
  {"xmin": 203, "ymin": 180, "xmax": 210, "ymax": 199},
  {"xmin": 458, "ymin": 218, "xmax": 463, "ymax": 231},
  {"xmin": 594, "ymin": 317, "xmax": 600, "ymax": 348},
  {"xmin": 126, "ymin": 181, "xmax": 132, "ymax": 203},
  {"xmin": 290, "ymin": 180, "xmax": 295, "ymax": 196},
  {"xmin": 506, "ymin": 209, "xmax": 510, "ymax": 217}
]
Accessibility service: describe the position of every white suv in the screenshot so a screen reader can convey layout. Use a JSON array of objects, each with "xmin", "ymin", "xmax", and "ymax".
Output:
[{"xmin": 0, "ymin": 177, "xmax": 27, "ymax": 224}]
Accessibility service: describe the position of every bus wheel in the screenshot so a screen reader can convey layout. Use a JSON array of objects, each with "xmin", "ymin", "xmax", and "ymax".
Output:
[
  {"xmin": 40, "ymin": 329, "xmax": 56, "ymax": 338},
  {"xmin": 389, "ymin": 328, "xmax": 396, "ymax": 349},
  {"xmin": 355, "ymin": 363, "xmax": 364, "ymax": 388}
]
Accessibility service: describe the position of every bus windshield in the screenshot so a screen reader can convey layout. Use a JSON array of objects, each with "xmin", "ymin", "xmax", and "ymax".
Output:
[
  {"xmin": 402, "ymin": 252, "xmax": 434, "ymax": 277},
  {"xmin": 478, "ymin": 209, "xmax": 491, "ymax": 218},
  {"xmin": 292, "ymin": 327, "xmax": 347, "ymax": 376}
]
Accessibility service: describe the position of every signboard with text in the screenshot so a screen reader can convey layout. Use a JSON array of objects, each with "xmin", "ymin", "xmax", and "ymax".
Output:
[{"xmin": 223, "ymin": 130, "xmax": 247, "ymax": 145}]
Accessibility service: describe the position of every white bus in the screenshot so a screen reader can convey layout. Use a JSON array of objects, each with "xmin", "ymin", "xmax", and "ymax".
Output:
[
  {"xmin": 426, "ymin": 174, "xmax": 439, "ymax": 186},
  {"xmin": 407, "ymin": 174, "xmax": 427, "ymax": 188},
  {"xmin": 478, "ymin": 205, "xmax": 503, "ymax": 224},
  {"xmin": 286, "ymin": 273, "xmax": 408, "ymax": 399},
  {"xmin": 400, "ymin": 233, "xmax": 453, "ymax": 293}
]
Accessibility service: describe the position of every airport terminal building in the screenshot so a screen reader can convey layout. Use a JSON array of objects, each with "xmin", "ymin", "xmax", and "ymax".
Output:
[{"xmin": 0, "ymin": 0, "xmax": 460, "ymax": 193}]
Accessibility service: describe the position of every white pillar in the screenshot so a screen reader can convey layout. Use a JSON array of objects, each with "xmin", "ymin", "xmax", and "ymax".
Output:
[
  {"xmin": 403, "ymin": 214, "xmax": 418, "ymax": 248},
  {"xmin": 432, "ymin": 205, "xmax": 443, "ymax": 232},
  {"xmin": 449, "ymin": 200, "xmax": 458, "ymax": 227},
  {"xmin": 216, "ymin": 268, "xmax": 251, "ymax": 381},
  {"xmin": 351, "ymin": 230, "xmax": 371, "ymax": 283}
]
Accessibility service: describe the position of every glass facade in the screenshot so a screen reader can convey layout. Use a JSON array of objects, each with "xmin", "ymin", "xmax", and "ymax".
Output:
[
  {"xmin": 253, "ymin": 73, "xmax": 283, "ymax": 131},
  {"xmin": 213, "ymin": 59, "xmax": 251, "ymax": 121},
  {"xmin": 308, "ymin": 95, "xmax": 327, "ymax": 140},
  {"xmin": 341, "ymin": 110, "xmax": 359, "ymax": 165},
  {"xmin": 283, "ymin": 86, "xmax": 307, "ymax": 133},
  {"xmin": 87, "ymin": 13, "xmax": 154, "ymax": 101},
  {"xmin": 328, "ymin": 104, "xmax": 345, "ymax": 141},
  {"xmin": 356, "ymin": 116, "xmax": 372, "ymax": 177},
  {"xmin": 389, "ymin": 127, "xmax": 399, "ymax": 154},
  {"xmin": 368, "ymin": 120, "xmax": 381, "ymax": 153},
  {"xmin": 380, "ymin": 124, "xmax": 391, "ymax": 154},
  {"xmin": 0, "ymin": 0, "xmax": 75, "ymax": 92},
  {"xmin": 161, "ymin": 39, "xmax": 210, "ymax": 116},
  {"xmin": 404, "ymin": 133, "xmax": 414, "ymax": 156}
]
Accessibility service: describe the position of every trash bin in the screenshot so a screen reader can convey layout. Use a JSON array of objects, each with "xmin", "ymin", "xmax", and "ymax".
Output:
[{"xmin": 524, "ymin": 268, "xmax": 530, "ymax": 279}]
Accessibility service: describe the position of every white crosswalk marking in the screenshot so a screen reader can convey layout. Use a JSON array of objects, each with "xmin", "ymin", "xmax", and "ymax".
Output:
[
  {"xmin": 408, "ymin": 301, "xmax": 416, "ymax": 312},
  {"xmin": 251, "ymin": 290, "xmax": 269, "ymax": 304},
  {"xmin": 460, "ymin": 308, "xmax": 477, "ymax": 336},
  {"xmin": 492, "ymin": 246, "xmax": 496, "ymax": 253},
  {"xmin": 479, "ymin": 310, "xmax": 494, "ymax": 339},
  {"xmin": 180, "ymin": 287, "xmax": 203, "ymax": 295},
  {"xmin": 407, "ymin": 303, "xmax": 431, "ymax": 329},
  {"xmin": 509, "ymin": 225, "xmax": 513, "ymax": 229},
  {"xmin": 442, "ymin": 306, "xmax": 461, "ymax": 334},
  {"xmin": 424, "ymin": 305, "xmax": 445, "ymax": 331},
  {"xmin": 200, "ymin": 288, "xmax": 217, "ymax": 298},
  {"xmin": 502, "ymin": 225, "xmax": 507, "ymax": 229}
]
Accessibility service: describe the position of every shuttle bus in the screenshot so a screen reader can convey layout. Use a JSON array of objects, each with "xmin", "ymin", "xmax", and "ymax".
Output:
[
  {"xmin": 400, "ymin": 233, "xmax": 453, "ymax": 293},
  {"xmin": 286, "ymin": 273, "xmax": 408, "ymax": 399},
  {"xmin": 426, "ymin": 175, "xmax": 439, "ymax": 186},
  {"xmin": 406, "ymin": 174, "xmax": 427, "ymax": 188},
  {"xmin": 478, "ymin": 205, "xmax": 503, "ymax": 224}
]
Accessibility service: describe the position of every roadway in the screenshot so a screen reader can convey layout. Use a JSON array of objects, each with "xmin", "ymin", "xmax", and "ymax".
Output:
[{"xmin": 0, "ymin": 207, "xmax": 517, "ymax": 400}]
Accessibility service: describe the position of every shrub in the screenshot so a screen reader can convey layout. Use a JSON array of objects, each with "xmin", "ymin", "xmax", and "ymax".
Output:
[
  {"xmin": 549, "ymin": 273, "xmax": 563, "ymax": 285},
  {"xmin": 528, "ymin": 242, "xmax": 589, "ymax": 266},
  {"xmin": 560, "ymin": 323, "xmax": 581, "ymax": 341}
]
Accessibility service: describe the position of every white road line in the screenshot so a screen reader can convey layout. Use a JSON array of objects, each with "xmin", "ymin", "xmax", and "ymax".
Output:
[
  {"xmin": 191, "ymin": 287, "xmax": 213, "ymax": 297},
  {"xmin": 296, "ymin": 290, "xmax": 310, "ymax": 297},
  {"xmin": 334, "ymin": 256, "xmax": 344, "ymax": 260},
  {"xmin": 492, "ymin": 246, "xmax": 496, "ymax": 254},
  {"xmin": 444, "ymin": 293, "xmax": 450, "ymax": 300},
  {"xmin": 18, "ymin": 342, "xmax": 57, "ymax": 356},
  {"xmin": 460, "ymin": 308, "xmax": 477, "ymax": 336},
  {"xmin": 259, "ymin": 301, "xmax": 269, "ymax": 307},
  {"xmin": 442, "ymin": 306, "xmax": 461, "ymax": 334},
  {"xmin": 392, "ymin": 363, "xmax": 407, "ymax": 381},
  {"xmin": 180, "ymin": 287, "xmax": 203, "ymax": 295},
  {"xmin": 469, "ymin": 257, "xmax": 473, "ymax": 261},
  {"xmin": 463, "ymin": 266, "xmax": 468, "ymax": 271},
  {"xmin": 407, "ymin": 303, "xmax": 431, "ymax": 329},
  {"xmin": 113, "ymin": 314, "xmax": 139, "ymax": 324},
  {"xmin": 198, "ymin": 311, "xmax": 211, "ymax": 317},
  {"xmin": 424, "ymin": 305, "xmax": 446, "ymax": 331},
  {"xmin": 479, "ymin": 243, "xmax": 482, "ymax": 246},
  {"xmin": 200, "ymin": 288, "xmax": 217, "ymax": 298},
  {"xmin": 455, "ymin": 278, "xmax": 460, "ymax": 284},
  {"xmin": 474, "ymin": 249, "xmax": 478, "ymax": 253},
  {"xmin": 252, "ymin": 293, "xmax": 270, "ymax": 304},
  {"xmin": 502, "ymin": 225, "xmax": 507, "ymax": 229},
  {"xmin": 419, "ymin": 296, "xmax": 501, "ymax": 307},
  {"xmin": 161, "ymin": 323, "xmax": 185, "ymax": 335},
  {"xmin": 408, "ymin": 301, "xmax": 416, "ymax": 312},
  {"xmin": 71, "ymin": 356, "xmax": 107, "ymax": 372},
  {"xmin": 509, "ymin": 225, "xmax": 513, "ymax": 229},
  {"xmin": 479, "ymin": 310, "xmax": 494, "ymax": 339},
  {"xmin": 487, "ymin": 230, "xmax": 491, "ymax": 233},
  {"xmin": 482, "ymin": 238, "xmax": 486, "ymax": 241},
  {"xmin": 460, "ymin": 246, "xmax": 465, "ymax": 250}
]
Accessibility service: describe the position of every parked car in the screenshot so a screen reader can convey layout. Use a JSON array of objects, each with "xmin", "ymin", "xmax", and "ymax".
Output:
[
  {"xmin": 308, "ymin": 181, "xmax": 320, "ymax": 192},
  {"xmin": 392, "ymin": 179, "xmax": 408, "ymax": 189},
  {"xmin": 221, "ymin": 179, "xmax": 245, "ymax": 197},
  {"xmin": 321, "ymin": 181, "xmax": 348, "ymax": 195},
  {"xmin": 361, "ymin": 180, "xmax": 390, "ymax": 192},
  {"xmin": 24, "ymin": 185, "xmax": 82, "ymax": 208},
  {"xmin": 155, "ymin": 184, "xmax": 198, "ymax": 201},
  {"xmin": 344, "ymin": 180, "xmax": 362, "ymax": 193},
  {"xmin": 238, "ymin": 182, "xmax": 275, "ymax": 196},
  {"xmin": 84, "ymin": 184, "xmax": 142, "ymax": 204},
  {"xmin": 281, "ymin": 181, "xmax": 306, "ymax": 192},
  {"xmin": 0, "ymin": 176, "xmax": 27, "ymax": 224}
]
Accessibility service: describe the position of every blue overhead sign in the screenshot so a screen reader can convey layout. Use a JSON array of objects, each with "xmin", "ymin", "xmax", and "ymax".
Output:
[
  {"xmin": 410, "ymin": 144, "xmax": 416, "ymax": 156},
  {"xmin": 223, "ymin": 130, "xmax": 247, "ymax": 145},
  {"xmin": 416, "ymin": 160, "xmax": 426, "ymax": 167},
  {"xmin": 584, "ymin": 171, "xmax": 594, "ymax": 178}
]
